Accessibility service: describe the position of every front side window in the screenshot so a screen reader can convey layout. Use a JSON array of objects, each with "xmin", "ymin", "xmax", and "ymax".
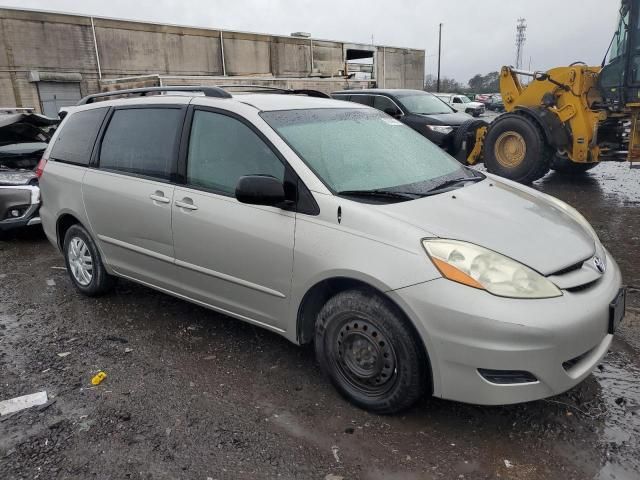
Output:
[
  {"xmin": 453, "ymin": 97, "xmax": 462, "ymax": 104},
  {"xmin": 186, "ymin": 110, "xmax": 284, "ymax": 196},
  {"xmin": 373, "ymin": 96, "xmax": 400, "ymax": 113},
  {"xmin": 262, "ymin": 108, "xmax": 468, "ymax": 194},
  {"xmin": 394, "ymin": 92, "xmax": 454, "ymax": 115},
  {"xmin": 609, "ymin": 4, "xmax": 630, "ymax": 62},
  {"xmin": 99, "ymin": 108, "xmax": 182, "ymax": 180}
]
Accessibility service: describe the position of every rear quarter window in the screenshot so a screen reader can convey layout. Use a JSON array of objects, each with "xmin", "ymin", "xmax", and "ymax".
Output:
[
  {"xmin": 49, "ymin": 108, "xmax": 108, "ymax": 166},
  {"xmin": 349, "ymin": 95, "xmax": 374, "ymax": 107}
]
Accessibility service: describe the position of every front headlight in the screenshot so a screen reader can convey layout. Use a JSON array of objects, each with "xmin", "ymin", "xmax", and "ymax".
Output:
[
  {"xmin": 427, "ymin": 125, "xmax": 453, "ymax": 134},
  {"xmin": 422, "ymin": 239, "xmax": 562, "ymax": 299}
]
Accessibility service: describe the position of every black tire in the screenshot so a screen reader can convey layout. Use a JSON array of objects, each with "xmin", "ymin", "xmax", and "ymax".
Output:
[
  {"xmin": 63, "ymin": 224, "xmax": 115, "ymax": 296},
  {"xmin": 550, "ymin": 155, "xmax": 599, "ymax": 174},
  {"xmin": 315, "ymin": 289, "xmax": 429, "ymax": 414},
  {"xmin": 452, "ymin": 119, "xmax": 489, "ymax": 163},
  {"xmin": 483, "ymin": 113, "xmax": 551, "ymax": 184}
]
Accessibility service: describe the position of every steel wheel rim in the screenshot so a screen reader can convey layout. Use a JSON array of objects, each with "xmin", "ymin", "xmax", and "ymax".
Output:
[
  {"xmin": 495, "ymin": 130, "xmax": 527, "ymax": 168},
  {"xmin": 333, "ymin": 317, "xmax": 398, "ymax": 396},
  {"xmin": 68, "ymin": 237, "xmax": 93, "ymax": 286}
]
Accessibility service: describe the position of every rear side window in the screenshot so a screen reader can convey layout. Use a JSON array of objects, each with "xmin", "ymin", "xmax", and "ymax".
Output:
[
  {"xmin": 49, "ymin": 108, "xmax": 108, "ymax": 165},
  {"xmin": 99, "ymin": 108, "xmax": 182, "ymax": 180},
  {"xmin": 349, "ymin": 95, "xmax": 374, "ymax": 107}
]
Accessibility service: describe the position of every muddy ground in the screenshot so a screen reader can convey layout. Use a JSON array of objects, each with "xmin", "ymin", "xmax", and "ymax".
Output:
[{"xmin": 1, "ymin": 162, "xmax": 639, "ymax": 480}]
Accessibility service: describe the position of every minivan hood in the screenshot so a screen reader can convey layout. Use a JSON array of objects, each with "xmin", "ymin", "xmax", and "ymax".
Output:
[
  {"xmin": 414, "ymin": 111, "xmax": 472, "ymax": 126},
  {"xmin": 379, "ymin": 178, "xmax": 595, "ymax": 275}
]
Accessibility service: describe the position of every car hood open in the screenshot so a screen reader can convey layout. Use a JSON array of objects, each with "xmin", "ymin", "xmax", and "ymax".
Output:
[
  {"xmin": 0, "ymin": 112, "xmax": 58, "ymax": 172},
  {"xmin": 379, "ymin": 178, "xmax": 595, "ymax": 276}
]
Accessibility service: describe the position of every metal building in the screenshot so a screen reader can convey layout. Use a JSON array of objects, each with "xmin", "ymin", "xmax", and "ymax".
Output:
[{"xmin": 0, "ymin": 7, "xmax": 426, "ymax": 114}]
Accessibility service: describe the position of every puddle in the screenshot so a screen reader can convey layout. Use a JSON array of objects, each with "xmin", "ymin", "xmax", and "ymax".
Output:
[{"xmin": 593, "ymin": 348, "xmax": 640, "ymax": 479}]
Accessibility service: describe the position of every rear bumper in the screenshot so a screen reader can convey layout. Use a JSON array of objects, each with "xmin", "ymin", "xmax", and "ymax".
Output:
[
  {"xmin": 389, "ymin": 249, "xmax": 622, "ymax": 405},
  {"xmin": 0, "ymin": 185, "xmax": 41, "ymax": 231}
]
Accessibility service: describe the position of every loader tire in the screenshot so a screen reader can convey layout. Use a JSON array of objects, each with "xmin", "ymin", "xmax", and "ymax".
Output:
[
  {"xmin": 550, "ymin": 156, "xmax": 599, "ymax": 174},
  {"xmin": 483, "ymin": 113, "xmax": 551, "ymax": 184},
  {"xmin": 452, "ymin": 119, "xmax": 489, "ymax": 164}
]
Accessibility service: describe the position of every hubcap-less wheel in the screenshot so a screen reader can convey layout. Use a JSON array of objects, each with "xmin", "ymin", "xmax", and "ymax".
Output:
[
  {"xmin": 68, "ymin": 237, "xmax": 93, "ymax": 286},
  {"xmin": 334, "ymin": 318, "xmax": 397, "ymax": 396},
  {"xmin": 495, "ymin": 130, "xmax": 527, "ymax": 168}
]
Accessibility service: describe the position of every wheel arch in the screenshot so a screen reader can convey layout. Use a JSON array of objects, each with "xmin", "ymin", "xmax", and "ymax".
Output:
[
  {"xmin": 511, "ymin": 106, "xmax": 571, "ymax": 153},
  {"xmin": 55, "ymin": 212, "xmax": 84, "ymax": 252}
]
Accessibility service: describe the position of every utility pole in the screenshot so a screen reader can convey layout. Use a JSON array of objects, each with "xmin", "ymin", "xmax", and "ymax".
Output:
[
  {"xmin": 437, "ymin": 23, "xmax": 443, "ymax": 92},
  {"xmin": 515, "ymin": 18, "xmax": 527, "ymax": 70}
]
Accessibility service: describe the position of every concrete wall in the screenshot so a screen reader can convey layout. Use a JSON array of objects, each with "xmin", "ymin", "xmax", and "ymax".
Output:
[{"xmin": 0, "ymin": 7, "xmax": 425, "ymax": 112}]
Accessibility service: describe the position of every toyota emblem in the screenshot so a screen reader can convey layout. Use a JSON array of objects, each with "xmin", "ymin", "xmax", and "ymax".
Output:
[{"xmin": 593, "ymin": 256, "xmax": 606, "ymax": 274}]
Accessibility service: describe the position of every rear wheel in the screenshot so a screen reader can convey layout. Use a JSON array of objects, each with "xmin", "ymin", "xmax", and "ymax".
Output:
[
  {"xmin": 550, "ymin": 155, "xmax": 599, "ymax": 174},
  {"xmin": 315, "ymin": 289, "xmax": 428, "ymax": 414},
  {"xmin": 63, "ymin": 224, "xmax": 115, "ymax": 296},
  {"xmin": 484, "ymin": 113, "xmax": 551, "ymax": 183}
]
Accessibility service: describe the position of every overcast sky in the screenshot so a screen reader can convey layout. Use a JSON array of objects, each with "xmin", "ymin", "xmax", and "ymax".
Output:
[{"xmin": 1, "ymin": 0, "xmax": 621, "ymax": 84}]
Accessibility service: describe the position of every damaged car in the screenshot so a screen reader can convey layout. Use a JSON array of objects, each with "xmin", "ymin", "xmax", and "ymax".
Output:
[{"xmin": 0, "ymin": 109, "xmax": 59, "ymax": 232}]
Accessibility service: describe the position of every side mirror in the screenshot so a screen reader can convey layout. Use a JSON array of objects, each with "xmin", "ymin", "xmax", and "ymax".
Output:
[
  {"xmin": 235, "ymin": 175, "xmax": 286, "ymax": 207},
  {"xmin": 384, "ymin": 107, "xmax": 402, "ymax": 118}
]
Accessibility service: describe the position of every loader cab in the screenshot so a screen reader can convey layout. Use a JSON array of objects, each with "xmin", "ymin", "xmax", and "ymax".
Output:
[{"xmin": 599, "ymin": 0, "xmax": 640, "ymax": 106}]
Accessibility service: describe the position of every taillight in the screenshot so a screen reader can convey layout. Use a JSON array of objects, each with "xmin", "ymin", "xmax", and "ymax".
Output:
[{"xmin": 35, "ymin": 157, "xmax": 47, "ymax": 178}]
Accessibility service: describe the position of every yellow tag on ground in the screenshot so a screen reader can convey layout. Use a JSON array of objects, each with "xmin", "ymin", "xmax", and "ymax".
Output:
[{"xmin": 91, "ymin": 371, "xmax": 107, "ymax": 385}]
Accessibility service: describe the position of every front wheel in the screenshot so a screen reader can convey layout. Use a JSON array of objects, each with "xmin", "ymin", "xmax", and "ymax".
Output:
[
  {"xmin": 451, "ymin": 119, "xmax": 489, "ymax": 164},
  {"xmin": 483, "ymin": 113, "xmax": 551, "ymax": 183},
  {"xmin": 315, "ymin": 289, "xmax": 429, "ymax": 414}
]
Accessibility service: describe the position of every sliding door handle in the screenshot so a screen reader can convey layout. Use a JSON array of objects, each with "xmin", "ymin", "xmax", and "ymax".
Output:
[{"xmin": 149, "ymin": 193, "xmax": 170, "ymax": 204}]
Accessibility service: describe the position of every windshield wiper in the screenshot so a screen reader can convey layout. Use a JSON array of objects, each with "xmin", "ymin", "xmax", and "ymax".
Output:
[
  {"xmin": 337, "ymin": 189, "xmax": 420, "ymax": 200},
  {"xmin": 425, "ymin": 175, "xmax": 485, "ymax": 194}
]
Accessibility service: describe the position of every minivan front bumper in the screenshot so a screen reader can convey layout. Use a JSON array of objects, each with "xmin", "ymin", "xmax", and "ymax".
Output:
[
  {"xmin": 0, "ymin": 185, "xmax": 41, "ymax": 231},
  {"xmin": 389, "ymin": 249, "xmax": 622, "ymax": 405}
]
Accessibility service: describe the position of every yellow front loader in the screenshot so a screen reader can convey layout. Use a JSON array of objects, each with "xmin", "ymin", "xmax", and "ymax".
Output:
[{"xmin": 461, "ymin": 0, "xmax": 640, "ymax": 183}]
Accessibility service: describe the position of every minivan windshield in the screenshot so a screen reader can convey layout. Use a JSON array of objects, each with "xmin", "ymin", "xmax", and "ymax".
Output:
[
  {"xmin": 394, "ymin": 92, "xmax": 455, "ymax": 115},
  {"xmin": 262, "ymin": 108, "xmax": 480, "ymax": 198}
]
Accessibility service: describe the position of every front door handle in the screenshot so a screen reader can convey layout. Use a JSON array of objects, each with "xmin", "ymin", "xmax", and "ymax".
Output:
[
  {"xmin": 175, "ymin": 198, "xmax": 198, "ymax": 211},
  {"xmin": 149, "ymin": 191, "xmax": 170, "ymax": 204}
]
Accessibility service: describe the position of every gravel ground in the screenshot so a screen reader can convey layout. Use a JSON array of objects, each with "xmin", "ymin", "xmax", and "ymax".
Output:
[{"xmin": 1, "ymin": 162, "xmax": 639, "ymax": 480}]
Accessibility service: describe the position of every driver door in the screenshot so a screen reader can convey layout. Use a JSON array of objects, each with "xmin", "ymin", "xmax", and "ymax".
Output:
[{"xmin": 171, "ymin": 107, "xmax": 295, "ymax": 332}]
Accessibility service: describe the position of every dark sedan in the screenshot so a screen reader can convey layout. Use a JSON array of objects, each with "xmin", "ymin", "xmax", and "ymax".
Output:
[{"xmin": 330, "ymin": 89, "xmax": 474, "ymax": 154}]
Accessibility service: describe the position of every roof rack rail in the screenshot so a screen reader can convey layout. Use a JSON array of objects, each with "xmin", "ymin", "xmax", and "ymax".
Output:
[
  {"xmin": 214, "ymin": 84, "xmax": 330, "ymax": 98},
  {"xmin": 76, "ymin": 86, "xmax": 233, "ymax": 105}
]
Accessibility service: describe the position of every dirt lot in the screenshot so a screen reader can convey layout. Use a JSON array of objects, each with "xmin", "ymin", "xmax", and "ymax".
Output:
[{"xmin": 1, "ymin": 162, "xmax": 639, "ymax": 480}]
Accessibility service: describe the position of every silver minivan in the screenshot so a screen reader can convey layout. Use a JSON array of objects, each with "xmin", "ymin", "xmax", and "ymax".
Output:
[{"xmin": 39, "ymin": 87, "xmax": 624, "ymax": 413}]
